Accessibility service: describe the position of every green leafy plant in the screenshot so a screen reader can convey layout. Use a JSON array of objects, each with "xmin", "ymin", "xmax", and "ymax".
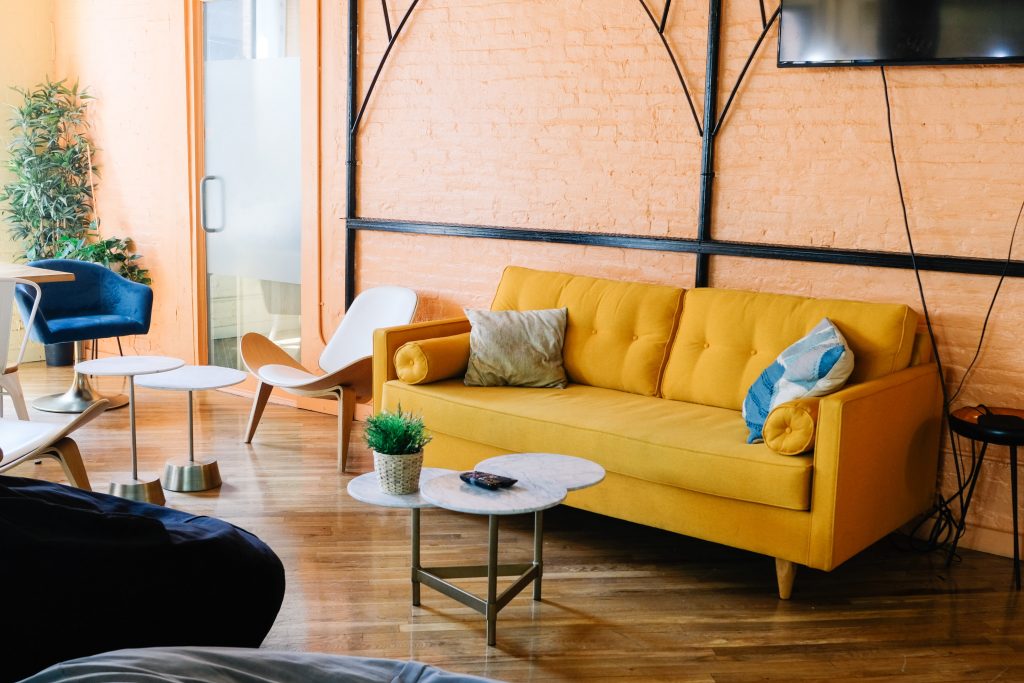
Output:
[
  {"xmin": 364, "ymin": 405, "xmax": 432, "ymax": 455},
  {"xmin": 0, "ymin": 78, "xmax": 148, "ymax": 282},
  {"xmin": 56, "ymin": 230, "xmax": 150, "ymax": 284}
]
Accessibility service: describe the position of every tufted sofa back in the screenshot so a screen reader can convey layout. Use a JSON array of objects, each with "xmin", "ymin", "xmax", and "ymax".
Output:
[
  {"xmin": 491, "ymin": 266, "xmax": 684, "ymax": 397},
  {"xmin": 659, "ymin": 288, "xmax": 918, "ymax": 410}
]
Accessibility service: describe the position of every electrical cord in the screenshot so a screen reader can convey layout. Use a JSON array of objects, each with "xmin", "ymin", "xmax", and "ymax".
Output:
[
  {"xmin": 880, "ymin": 66, "xmax": 1022, "ymax": 557},
  {"xmin": 946, "ymin": 200, "xmax": 1024, "ymax": 408}
]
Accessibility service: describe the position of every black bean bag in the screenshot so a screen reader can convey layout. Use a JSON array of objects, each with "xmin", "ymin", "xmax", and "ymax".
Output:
[{"xmin": 0, "ymin": 475, "xmax": 285, "ymax": 682}]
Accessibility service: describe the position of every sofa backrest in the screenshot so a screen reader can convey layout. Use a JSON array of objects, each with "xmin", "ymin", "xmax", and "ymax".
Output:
[
  {"xmin": 659, "ymin": 288, "xmax": 919, "ymax": 410},
  {"xmin": 491, "ymin": 266, "xmax": 684, "ymax": 397}
]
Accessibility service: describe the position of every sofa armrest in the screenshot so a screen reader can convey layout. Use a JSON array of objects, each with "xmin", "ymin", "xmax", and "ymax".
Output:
[
  {"xmin": 372, "ymin": 317, "xmax": 471, "ymax": 413},
  {"xmin": 807, "ymin": 363, "xmax": 943, "ymax": 570}
]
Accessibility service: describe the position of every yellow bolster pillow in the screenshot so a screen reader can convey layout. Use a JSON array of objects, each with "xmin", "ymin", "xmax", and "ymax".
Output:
[
  {"xmin": 395, "ymin": 333, "xmax": 471, "ymax": 385},
  {"xmin": 763, "ymin": 398, "xmax": 821, "ymax": 455}
]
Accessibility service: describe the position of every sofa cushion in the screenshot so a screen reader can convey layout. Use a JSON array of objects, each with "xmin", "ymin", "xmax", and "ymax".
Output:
[
  {"xmin": 490, "ymin": 266, "xmax": 684, "ymax": 397},
  {"xmin": 395, "ymin": 333, "xmax": 471, "ymax": 385},
  {"xmin": 382, "ymin": 379, "xmax": 814, "ymax": 510},
  {"xmin": 742, "ymin": 317, "xmax": 853, "ymax": 443},
  {"xmin": 660, "ymin": 288, "xmax": 918, "ymax": 411},
  {"xmin": 763, "ymin": 398, "xmax": 820, "ymax": 456},
  {"xmin": 464, "ymin": 308, "xmax": 568, "ymax": 388}
]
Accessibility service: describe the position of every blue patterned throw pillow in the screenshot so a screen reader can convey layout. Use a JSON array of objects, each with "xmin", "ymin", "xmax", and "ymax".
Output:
[{"xmin": 742, "ymin": 318, "xmax": 854, "ymax": 444}]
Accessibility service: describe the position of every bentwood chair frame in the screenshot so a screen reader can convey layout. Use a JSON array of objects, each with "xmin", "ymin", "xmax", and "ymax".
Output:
[{"xmin": 241, "ymin": 286, "xmax": 418, "ymax": 471}]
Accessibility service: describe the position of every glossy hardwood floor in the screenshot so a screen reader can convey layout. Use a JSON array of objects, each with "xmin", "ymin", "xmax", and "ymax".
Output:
[{"xmin": 7, "ymin": 362, "xmax": 1023, "ymax": 682}]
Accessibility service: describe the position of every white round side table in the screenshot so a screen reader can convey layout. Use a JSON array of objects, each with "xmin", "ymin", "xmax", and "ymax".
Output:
[
  {"xmin": 136, "ymin": 365, "xmax": 247, "ymax": 493},
  {"xmin": 75, "ymin": 355, "xmax": 185, "ymax": 505}
]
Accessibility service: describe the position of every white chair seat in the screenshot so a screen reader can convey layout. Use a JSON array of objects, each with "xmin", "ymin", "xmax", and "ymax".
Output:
[
  {"xmin": 0, "ymin": 419, "xmax": 65, "ymax": 464},
  {"xmin": 256, "ymin": 364, "xmax": 319, "ymax": 388}
]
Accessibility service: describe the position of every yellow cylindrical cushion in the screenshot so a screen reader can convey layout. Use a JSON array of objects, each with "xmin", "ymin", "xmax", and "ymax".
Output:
[
  {"xmin": 395, "ymin": 333, "xmax": 471, "ymax": 385},
  {"xmin": 763, "ymin": 398, "xmax": 821, "ymax": 455}
]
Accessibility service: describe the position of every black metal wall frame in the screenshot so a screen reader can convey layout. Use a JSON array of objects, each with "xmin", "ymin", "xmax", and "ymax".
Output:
[{"xmin": 343, "ymin": 0, "xmax": 1023, "ymax": 308}]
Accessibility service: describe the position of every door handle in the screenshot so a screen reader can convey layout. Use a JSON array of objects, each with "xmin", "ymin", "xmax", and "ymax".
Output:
[{"xmin": 200, "ymin": 175, "xmax": 225, "ymax": 233}]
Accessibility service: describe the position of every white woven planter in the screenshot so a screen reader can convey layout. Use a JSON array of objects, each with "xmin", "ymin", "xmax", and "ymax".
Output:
[{"xmin": 373, "ymin": 449, "xmax": 424, "ymax": 495}]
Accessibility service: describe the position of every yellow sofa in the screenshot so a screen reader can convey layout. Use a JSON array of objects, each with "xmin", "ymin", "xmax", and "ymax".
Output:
[{"xmin": 373, "ymin": 267, "xmax": 943, "ymax": 598}]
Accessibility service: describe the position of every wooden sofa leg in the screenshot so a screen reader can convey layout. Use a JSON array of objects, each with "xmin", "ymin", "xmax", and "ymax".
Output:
[
  {"xmin": 775, "ymin": 558, "xmax": 796, "ymax": 600},
  {"xmin": 338, "ymin": 387, "xmax": 355, "ymax": 473},
  {"xmin": 51, "ymin": 437, "xmax": 92, "ymax": 491},
  {"xmin": 244, "ymin": 382, "xmax": 273, "ymax": 444}
]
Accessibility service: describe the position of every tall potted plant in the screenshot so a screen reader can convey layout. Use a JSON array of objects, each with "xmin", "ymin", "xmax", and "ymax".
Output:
[
  {"xmin": 364, "ymin": 406, "xmax": 432, "ymax": 495},
  {"xmin": 1, "ymin": 79, "xmax": 94, "ymax": 260},
  {"xmin": 0, "ymin": 78, "xmax": 149, "ymax": 363}
]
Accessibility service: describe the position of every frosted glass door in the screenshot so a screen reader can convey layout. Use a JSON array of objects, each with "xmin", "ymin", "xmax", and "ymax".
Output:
[{"xmin": 203, "ymin": 0, "xmax": 302, "ymax": 369}]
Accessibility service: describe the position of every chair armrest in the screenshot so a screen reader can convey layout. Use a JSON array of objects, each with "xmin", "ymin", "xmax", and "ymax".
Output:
[
  {"xmin": 239, "ymin": 332, "xmax": 308, "ymax": 375},
  {"xmin": 807, "ymin": 363, "xmax": 943, "ymax": 570},
  {"xmin": 372, "ymin": 317, "xmax": 471, "ymax": 413},
  {"xmin": 106, "ymin": 277, "xmax": 154, "ymax": 331},
  {"xmin": 25, "ymin": 399, "xmax": 110, "ymax": 460}
]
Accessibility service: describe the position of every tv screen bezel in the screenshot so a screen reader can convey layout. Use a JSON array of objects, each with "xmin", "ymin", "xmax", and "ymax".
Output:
[{"xmin": 776, "ymin": 1, "xmax": 1024, "ymax": 68}]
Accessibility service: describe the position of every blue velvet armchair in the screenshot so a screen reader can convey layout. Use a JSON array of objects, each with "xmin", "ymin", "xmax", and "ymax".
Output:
[{"xmin": 16, "ymin": 259, "xmax": 154, "ymax": 413}]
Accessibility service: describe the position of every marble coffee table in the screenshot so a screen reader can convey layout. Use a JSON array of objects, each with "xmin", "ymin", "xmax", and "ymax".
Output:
[
  {"xmin": 75, "ymin": 355, "xmax": 185, "ymax": 505},
  {"xmin": 476, "ymin": 452, "xmax": 606, "ymax": 491},
  {"xmin": 419, "ymin": 473, "xmax": 568, "ymax": 646},
  {"xmin": 136, "ymin": 365, "xmax": 247, "ymax": 493},
  {"xmin": 348, "ymin": 453, "xmax": 605, "ymax": 646},
  {"xmin": 347, "ymin": 468, "xmax": 456, "ymax": 606}
]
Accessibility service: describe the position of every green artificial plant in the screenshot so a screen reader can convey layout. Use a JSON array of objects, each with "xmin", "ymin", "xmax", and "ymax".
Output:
[
  {"xmin": 55, "ymin": 232, "xmax": 151, "ymax": 285},
  {"xmin": 0, "ymin": 78, "xmax": 149, "ymax": 283},
  {"xmin": 364, "ymin": 405, "xmax": 432, "ymax": 455}
]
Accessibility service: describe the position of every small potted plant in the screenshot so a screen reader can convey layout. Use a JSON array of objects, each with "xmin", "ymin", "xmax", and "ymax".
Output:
[{"xmin": 364, "ymin": 405, "xmax": 432, "ymax": 495}]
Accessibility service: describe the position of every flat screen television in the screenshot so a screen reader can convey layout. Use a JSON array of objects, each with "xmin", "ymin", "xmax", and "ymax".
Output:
[{"xmin": 779, "ymin": 0, "xmax": 1024, "ymax": 67}]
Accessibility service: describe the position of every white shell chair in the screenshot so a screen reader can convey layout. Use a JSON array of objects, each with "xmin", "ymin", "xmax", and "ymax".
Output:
[
  {"xmin": 0, "ymin": 277, "xmax": 41, "ymax": 420},
  {"xmin": 0, "ymin": 399, "xmax": 109, "ymax": 489},
  {"xmin": 241, "ymin": 286, "xmax": 418, "ymax": 472}
]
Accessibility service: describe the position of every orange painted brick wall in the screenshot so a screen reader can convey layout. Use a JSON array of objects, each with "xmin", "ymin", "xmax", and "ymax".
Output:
[
  {"xmin": 52, "ymin": 1, "xmax": 196, "ymax": 363},
  {"xmin": 340, "ymin": 0, "xmax": 1024, "ymax": 556}
]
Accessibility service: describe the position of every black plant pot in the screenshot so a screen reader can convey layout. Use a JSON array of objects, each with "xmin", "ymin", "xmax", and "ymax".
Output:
[{"xmin": 44, "ymin": 342, "xmax": 74, "ymax": 367}]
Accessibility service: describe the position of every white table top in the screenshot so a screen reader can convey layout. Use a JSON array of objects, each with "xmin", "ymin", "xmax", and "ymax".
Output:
[
  {"xmin": 76, "ymin": 355, "xmax": 185, "ymax": 377},
  {"xmin": 421, "ymin": 472, "xmax": 566, "ymax": 516},
  {"xmin": 347, "ymin": 468, "xmax": 455, "ymax": 509},
  {"xmin": 135, "ymin": 365, "xmax": 247, "ymax": 391},
  {"xmin": 476, "ymin": 453, "xmax": 606, "ymax": 492}
]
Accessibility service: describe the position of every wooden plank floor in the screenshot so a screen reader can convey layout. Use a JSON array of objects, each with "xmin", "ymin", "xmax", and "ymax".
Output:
[{"xmin": 6, "ymin": 362, "xmax": 1023, "ymax": 682}]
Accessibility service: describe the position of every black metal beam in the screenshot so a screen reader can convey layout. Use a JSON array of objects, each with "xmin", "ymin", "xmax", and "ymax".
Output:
[
  {"xmin": 349, "ymin": 218, "xmax": 702, "ymax": 253},
  {"xmin": 714, "ymin": 5, "xmax": 779, "ymax": 136},
  {"xmin": 345, "ymin": 0, "xmax": 358, "ymax": 309},
  {"xmin": 637, "ymin": 0, "xmax": 702, "ymax": 136},
  {"xmin": 349, "ymin": 218, "xmax": 1024, "ymax": 278},
  {"xmin": 695, "ymin": 0, "xmax": 722, "ymax": 287}
]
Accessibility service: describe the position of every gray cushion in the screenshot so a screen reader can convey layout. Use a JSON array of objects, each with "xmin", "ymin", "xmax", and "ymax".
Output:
[
  {"xmin": 23, "ymin": 647, "xmax": 504, "ymax": 683},
  {"xmin": 464, "ymin": 308, "xmax": 568, "ymax": 389}
]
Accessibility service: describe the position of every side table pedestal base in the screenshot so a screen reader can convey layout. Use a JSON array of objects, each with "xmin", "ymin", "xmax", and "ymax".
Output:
[
  {"xmin": 110, "ymin": 473, "xmax": 165, "ymax": 505},
  {"xmin": 162, "ymin": 458, "xmax": 222, "ymax": 492}
]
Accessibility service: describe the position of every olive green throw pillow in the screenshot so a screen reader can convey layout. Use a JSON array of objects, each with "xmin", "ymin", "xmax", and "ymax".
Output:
[{"xmin": 464, "ymin": 308, "xmax": 569, "ymax": 388}]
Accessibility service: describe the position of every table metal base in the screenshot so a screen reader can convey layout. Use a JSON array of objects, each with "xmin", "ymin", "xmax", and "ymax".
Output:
[
  {"xmin": 162, "ymin": 457, "xmax": 221, "ymax": 492},
  {"xmin": 946, "ymin": 441, "xmax": 1021, "ymax": 590},
  {"xmin": 410, "ymin": 508, "xmax": 543, "ymax": 646},
  {"xmin": 109, "ymin": 473, "xmax": 165, "ymax": 505},
  {"xmin": 33, "ymin": 371, "xmax": 128, "ymax": 413}
]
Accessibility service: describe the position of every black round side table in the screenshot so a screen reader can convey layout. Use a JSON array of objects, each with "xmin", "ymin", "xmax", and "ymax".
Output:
[{"xmin": 947, "ymin": 406, "xmax": 1024, "ymax": 589}]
